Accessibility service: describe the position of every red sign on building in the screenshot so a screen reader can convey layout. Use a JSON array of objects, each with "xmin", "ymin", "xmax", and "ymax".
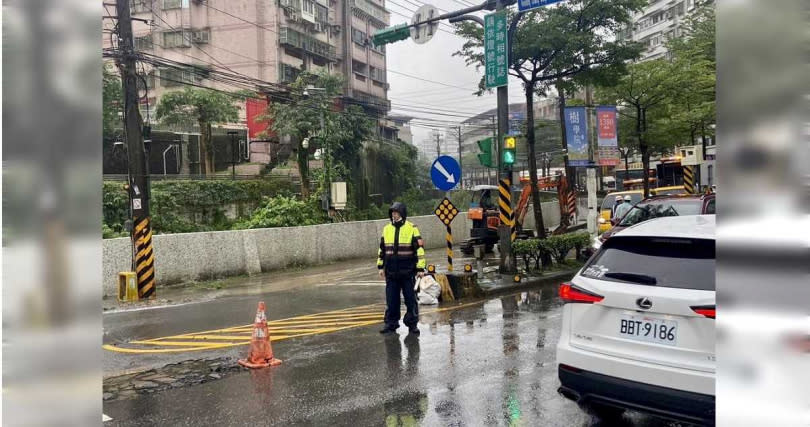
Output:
[{"xmin": 246, "ymin": 97, "xmax": 272, "ymax": 139}]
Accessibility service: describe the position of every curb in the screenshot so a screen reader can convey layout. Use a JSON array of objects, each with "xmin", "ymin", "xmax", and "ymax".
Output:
[{"xmin": 478, "ymin": 268, "xmax": 580, "ymax": 298}]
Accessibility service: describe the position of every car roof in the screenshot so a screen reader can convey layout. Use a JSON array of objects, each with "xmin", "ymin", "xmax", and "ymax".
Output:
[
  {"xmin": 615, "ymin": 215, "xmax": 715, "ymax": 240},
  {"xmin": 472, "ymin": 185, "xmax": 500, "ymax": 191}
]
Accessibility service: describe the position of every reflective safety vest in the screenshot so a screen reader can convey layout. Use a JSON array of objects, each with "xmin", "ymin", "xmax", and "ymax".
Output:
[{"xmin": 377, "ymin": 221, "xmax": 426, "ymax": 276}]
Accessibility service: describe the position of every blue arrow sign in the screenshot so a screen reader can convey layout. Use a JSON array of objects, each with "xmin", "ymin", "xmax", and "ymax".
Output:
[
  {"xmin": 518, "ymin": 0, "xmax": 564, "ymax": 12},
  {"xmin": 431, "ymin": 155, "xmax": 461, "ymax": 192}
]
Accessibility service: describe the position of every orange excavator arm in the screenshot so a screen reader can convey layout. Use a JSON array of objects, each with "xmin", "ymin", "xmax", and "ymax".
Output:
[{"xmin": 513, "ymin": 183, "xmax": 532, "ymax": 228}]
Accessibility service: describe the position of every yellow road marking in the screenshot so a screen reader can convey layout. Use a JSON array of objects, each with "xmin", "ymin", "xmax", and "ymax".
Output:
[{"xmin": 104, "ymin": 300, "xmax": 486, "ymax": 354}]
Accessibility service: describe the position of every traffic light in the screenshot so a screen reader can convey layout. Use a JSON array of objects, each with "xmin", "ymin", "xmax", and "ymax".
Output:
[
  {"xmin": 502, "ymin": 135, "xmax": 516, "ymax": 166},
  {"xmin": 371, "ymin": 24, "xmax": 410, "ymax": 47},
  {"xmin": 476, "ymin": 137, "xmax": 493, "ymax": 168}
]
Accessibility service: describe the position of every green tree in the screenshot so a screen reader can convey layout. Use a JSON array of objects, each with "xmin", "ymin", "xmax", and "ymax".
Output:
[
  {"xmin": 263, "ymin": 71, "xmax": 375, "ymax": 201},
  {"xmin": 103, "ymin": 64, "xmax": 123, "ymax": 139},
  {"xmin": 156, "ymin": 87, "xmax": 241, "ymax": 175},
  {"xmin": 597, "ymin": 59, "xmax": 680, "ymax": 197},
  {"xmin": 663, "ymin": 0, "xmax": 716, "ymax": 153},
  {"xmin": 454, "ymin": 0, "xmax": 643, "ymax": 237}
]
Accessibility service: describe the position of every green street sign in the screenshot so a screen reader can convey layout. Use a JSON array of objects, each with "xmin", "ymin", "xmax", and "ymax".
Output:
[
  {"xmin": 484, "ymin": 11, "xmax": 508, "ymax": 89},
  {"xmin": 371, "ymin": 24, "xmax": 410, "ymax": 47}
]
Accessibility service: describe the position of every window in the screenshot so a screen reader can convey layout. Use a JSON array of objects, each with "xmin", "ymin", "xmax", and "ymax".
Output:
[
  {"xmin": 303, "ymin": 0, "xmax": 314, "ymax": 14},
  {"xmin": 132, "ymin": 0, "xmax": 152, "ymax": 13},
  {"xmin": 707, "ymin": 165, "xmax": 713, "ymax": 186},
  {"xmin": 352, "ymin": 28, "xmax": 367, "ymax": 46},
  {"xmin": 162, "ymin": 0, "xmax": 182, "ymax": 9},
  {"xmin": 705, "ymin": 198, "xmax": 715, "ymax": 215},
  {"xmin": 355, "ymin": 74, "xmax": 366, "ymax": 82},
  {"xmin": 163, "ymin": 31, "xmax": 189, "ymax": 48},
  {"xmin": 191, "ymin": 29, "xmax": 210, "ymax": 44},
  {"xmin": 160, "ymin": 67, "xmax": 196, "ymax": 87},
  {"xmin": 584, "ymin": 236, "xmax": 715, "ymax": 290},
  {"xmin": 135, "ymin": 35, "xmax": 153, "ymax": 51}
]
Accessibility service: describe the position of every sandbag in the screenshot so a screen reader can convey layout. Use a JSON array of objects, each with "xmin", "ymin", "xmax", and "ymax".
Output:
[{"xmin": 415, "ymin": 275, "xmax": 441, "ymax": 305}]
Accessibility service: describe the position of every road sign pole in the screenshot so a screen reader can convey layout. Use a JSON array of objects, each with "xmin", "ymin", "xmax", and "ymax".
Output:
[{"xmin": 446, "ymin": 224, "xmax": 453, "ymax": 272}]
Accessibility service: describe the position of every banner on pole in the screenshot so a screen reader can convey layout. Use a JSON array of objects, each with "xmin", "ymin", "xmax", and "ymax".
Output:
[
  {"xmin": 596, "ymin": 106, "xmax": 620, "ymax": 166},
  {"xmin": 564, "ymin": 107, "xmax": 589, "ymax": 166}
]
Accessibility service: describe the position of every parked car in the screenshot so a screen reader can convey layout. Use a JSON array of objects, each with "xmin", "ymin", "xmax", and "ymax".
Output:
[
  {"xmin": 557, "ymin": 215, "xmax": 716, "ymax": 425},
  {"xmin": 598, "ymin": 193, "xmax": 716, "ymax": 245},
  {"xmin": 598, "ymin": 190, "xmax": 644, "ymax": 234}
]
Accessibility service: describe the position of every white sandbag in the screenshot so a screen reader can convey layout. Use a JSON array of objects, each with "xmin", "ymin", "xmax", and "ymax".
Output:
[{"xmin": 416, "ymin": 275, "xmax": 441, "ymax": 305}]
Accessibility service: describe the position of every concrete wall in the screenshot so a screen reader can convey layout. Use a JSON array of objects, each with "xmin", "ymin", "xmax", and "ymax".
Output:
[{"xmin": 103, "ymin": 207, "xmax": 563, "ymax": 297}]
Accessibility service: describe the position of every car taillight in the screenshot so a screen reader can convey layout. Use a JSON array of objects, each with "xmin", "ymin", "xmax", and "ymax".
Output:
[
  {"xmin": 559, "ymin": 283, "xmax": 604, "ymax": 304},
  {"xmin": 691, "ymin": 305, "xmax": 716, "ymax": 319}
]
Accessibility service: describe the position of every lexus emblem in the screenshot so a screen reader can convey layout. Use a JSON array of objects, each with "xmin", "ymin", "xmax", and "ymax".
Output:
[{"xmin": 636, "ymin": 297, "xmax": 653, "ymax": 310}]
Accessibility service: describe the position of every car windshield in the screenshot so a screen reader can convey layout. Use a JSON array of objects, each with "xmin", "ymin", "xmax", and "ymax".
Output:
[{"xmin": 619, "ymin": 199, "xmax": 703, "ymax": 227}]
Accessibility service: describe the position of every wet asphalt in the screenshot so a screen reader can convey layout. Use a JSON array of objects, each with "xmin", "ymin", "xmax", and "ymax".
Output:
[{"xmin": 103, "ymin": 279, "xmax": 690, "ymax": 426}]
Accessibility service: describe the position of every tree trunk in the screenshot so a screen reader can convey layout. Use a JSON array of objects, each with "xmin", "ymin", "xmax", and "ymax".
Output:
[
  {"xmin": 297, "ymin": 139, "xmax": 310, "ymax": 198},
  {"xmin": 206, "ymin": 123, "xmax": 215, "ymax": 174},
  {"xmin": 525, "ymin": 84, "xmax": 546, "ymax": 239},
  {"xmin": 199, "ymin": 120, "xmax": 210, "ymax": 175}
]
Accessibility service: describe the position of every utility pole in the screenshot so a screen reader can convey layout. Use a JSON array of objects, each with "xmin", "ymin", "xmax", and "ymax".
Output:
[
  {"xmin": 435, "ymin": 132, "xmax": 442, "ymax": 158},
  {"xmin": 495, "ymin": 0, "xmax": 516, "ymax": 274},
  {"xmin": 116, "ymin": 0, "xmax": 156, "ymax": 299},
  {"xmin": 457, "ymin": 126, "xmax": 463, "ymax": 189},
  {"xmin": 585, "ymin": 85, "xmax": 598, "ymax": 238}
]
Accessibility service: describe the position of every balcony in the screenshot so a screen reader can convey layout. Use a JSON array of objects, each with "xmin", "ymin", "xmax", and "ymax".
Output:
[
  {"xmin": 351, "ymin": 91, "xmax": 390, "ymax": 111},
  {"xmin": 279, "ymin": 27, "xmax": 337, "ymax": 61},
  {"xmin": 352, "ymin": 0, "xmax": 389, "ymax": 26}
]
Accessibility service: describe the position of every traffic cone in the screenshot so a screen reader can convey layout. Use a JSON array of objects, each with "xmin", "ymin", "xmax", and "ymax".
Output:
[{"xmin": 238, "ymin": 302, "xmax": 282, "ymax": 369}]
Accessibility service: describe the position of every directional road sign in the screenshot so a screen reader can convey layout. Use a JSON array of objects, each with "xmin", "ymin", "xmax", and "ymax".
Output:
[
  {"xmin": 518, "ymin": 0, "xmax": 564, "ymax": 12},
  {"xmin": 431, "ymin": 155, "xmax": 461, "ymax": 191}
]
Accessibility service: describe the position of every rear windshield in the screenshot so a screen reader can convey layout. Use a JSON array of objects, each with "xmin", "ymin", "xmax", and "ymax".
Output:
[
  {"xmin": 618, "ymin": 200, "xmax": 702, "ymax": 227},
  {"xmin": 582, "ymin": 236, "xmax": 715, "ymax": 290}
]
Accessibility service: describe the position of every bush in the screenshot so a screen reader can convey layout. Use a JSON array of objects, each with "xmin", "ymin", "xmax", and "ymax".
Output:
[
  {"xmin": 102, "ymin": 179, "xmax": 295, "ymax": 236},
  {"xmin": 236, "ymin": 195, "xmax": 327, "ymax": 229},
  {"xmin": 513, "ymin": 231, "xmax": 592, "ymax": 271}
]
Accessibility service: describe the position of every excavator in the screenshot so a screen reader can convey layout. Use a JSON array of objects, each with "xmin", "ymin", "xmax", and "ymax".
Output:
[{"xmin": 460, "ymin": 175, "xmax": 573, "ymax": 255}]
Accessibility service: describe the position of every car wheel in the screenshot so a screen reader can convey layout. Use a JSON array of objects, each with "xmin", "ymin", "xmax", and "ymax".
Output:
[{"xmin": 581, "ymin": 402, "xmax": 625, "ymax": 422}]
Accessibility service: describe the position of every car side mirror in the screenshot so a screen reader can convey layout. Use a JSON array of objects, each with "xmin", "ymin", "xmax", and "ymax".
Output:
[{"xmin": 610, "ymin": 218, "xmax": 618, "ymax": 226}]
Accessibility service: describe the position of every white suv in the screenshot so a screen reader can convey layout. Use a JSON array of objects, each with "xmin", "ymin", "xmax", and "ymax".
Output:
[{"xmin": 556, "ymin": 215, "xmax": 716, "ymax": 425}]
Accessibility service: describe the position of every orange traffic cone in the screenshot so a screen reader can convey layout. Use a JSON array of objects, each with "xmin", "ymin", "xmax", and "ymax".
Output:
[{"xmin": 238, "ymin": 302, "xmax": 282, "ymax": 369}]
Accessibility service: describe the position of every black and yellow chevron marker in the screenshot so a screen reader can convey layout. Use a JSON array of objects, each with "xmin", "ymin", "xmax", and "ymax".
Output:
[
  {"xmin": 133, "ymin": 215, "xmax": 156, "ymax": 300},
  {"xmin": 445, "ymin": 225, "xmax": 453, "ymax": 272},
  {"xmin": 498, "ymin": 178, "xmax": 512, "ymax": 226},
  {"xmin": 683, "ymin": 165, "xmax": 696, "ymax": 194}
]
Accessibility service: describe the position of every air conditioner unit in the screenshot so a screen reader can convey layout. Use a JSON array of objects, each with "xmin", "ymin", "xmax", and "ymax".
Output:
[
  {"xmin": 288, "ymin": 11, "xmax": 299, "ymax": 22},
  {"xmin": 192, "ymin": 31, "xmax": 209, "ymax": 43},
  {"xmin": 314, "ymin": 23, "xmax": 325, "ymax": 32}
]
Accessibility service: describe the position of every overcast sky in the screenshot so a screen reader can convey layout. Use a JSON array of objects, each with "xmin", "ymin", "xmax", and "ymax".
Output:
[{"xmin": 382, "ymin": 0, "xmax": 527, "ymax": 158}]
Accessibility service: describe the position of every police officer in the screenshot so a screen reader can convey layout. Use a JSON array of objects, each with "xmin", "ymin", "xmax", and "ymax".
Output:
[{"xmin": 377, "ymin": 202, "xmax": 426, "ymax": 335}]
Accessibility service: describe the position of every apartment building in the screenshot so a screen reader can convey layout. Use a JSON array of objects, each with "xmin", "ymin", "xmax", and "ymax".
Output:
[
  {"xmin": 103, "ymin": 0, "xmax": 392, "ymax": 129},
  {"xmin": 621, "ymin": 0, "xmax": 704, "ymax": 61}
]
